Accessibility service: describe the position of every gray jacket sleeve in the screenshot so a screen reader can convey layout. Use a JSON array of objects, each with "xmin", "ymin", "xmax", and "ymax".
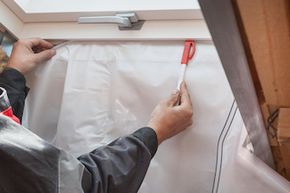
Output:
[
  {"xmin": 0, "ymin": 68, "xmax": 29, "ymax": 121},
  {"xmin": 78, "ymin": 127, "xmax": 158, "ymax": 193}
]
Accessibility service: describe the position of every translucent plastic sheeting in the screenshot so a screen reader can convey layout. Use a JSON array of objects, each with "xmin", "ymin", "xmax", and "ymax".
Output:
[
  {"xmin": 0, "ymin": 114, "xmax": 84, "ymax": 193},
  {"xmin": 22, "ymin": 41, "xmax": 290, "ymax": 193}
]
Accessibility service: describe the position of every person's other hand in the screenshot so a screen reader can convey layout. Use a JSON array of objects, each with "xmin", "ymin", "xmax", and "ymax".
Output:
[
  {"xmin": 148, "ymin": 82, "xmax": 193, "ymax": 144},
  {"xmin": 7, "ymin": 38, "xmax": 56, "ymax": 75}
]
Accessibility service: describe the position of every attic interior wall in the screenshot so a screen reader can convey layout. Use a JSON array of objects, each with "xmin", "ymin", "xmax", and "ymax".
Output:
[{"xmin": 234, "ymin": 0, "xmax": 290, "ymax": 180}]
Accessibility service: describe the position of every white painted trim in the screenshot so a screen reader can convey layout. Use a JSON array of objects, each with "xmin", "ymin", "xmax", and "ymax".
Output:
[
  {"xmin": 0, "ymin": 1, "xmax": 23, "ymax": 38},
  {"xmin": 2, "ymin": 0, "xmax": 202, "ymax": 22},
  {"xmin": 20, "ymin": 20, "xmax": 210, "ymax": 40},
  {"xmin": 19, "ymin": 10, "xmax": 203, "ymax": 23}
]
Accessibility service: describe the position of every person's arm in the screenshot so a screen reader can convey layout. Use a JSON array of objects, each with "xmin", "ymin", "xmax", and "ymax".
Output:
[
  {"xmin": 0, "ymin": 38, "xmax": 56, "ymax": 120},
  {"xmin": 78, "ymin": 127, "xmax": 158, "ymax": 193},
  {"xmin": 0, "ymin": 68, "xmax": 28, "ymax": 120},
  {"xmin": 78, "ymin": 83, "xmax": 193, "ymax": 193}
]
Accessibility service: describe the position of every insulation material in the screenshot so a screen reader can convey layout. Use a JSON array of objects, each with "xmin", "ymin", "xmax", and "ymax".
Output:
[{"xmin": 22, "ymin": 41, "xmax": 290, "ymax": 193}]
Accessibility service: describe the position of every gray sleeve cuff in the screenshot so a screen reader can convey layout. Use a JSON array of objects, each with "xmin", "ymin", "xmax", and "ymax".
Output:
[{"xmin": 132, "ymin": 127, "xmax": 158, "ymax": 158}]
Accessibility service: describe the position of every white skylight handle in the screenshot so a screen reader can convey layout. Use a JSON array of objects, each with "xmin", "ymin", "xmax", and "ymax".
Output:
[{"xmin": 78, "ymin": 12, "xmax": 144, "ymax": 30}]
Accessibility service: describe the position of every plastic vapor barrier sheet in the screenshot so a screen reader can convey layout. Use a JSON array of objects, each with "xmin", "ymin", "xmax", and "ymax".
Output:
[{"xmin": 21, "ymin": 41, "xmax": 290, "ymax": 193}]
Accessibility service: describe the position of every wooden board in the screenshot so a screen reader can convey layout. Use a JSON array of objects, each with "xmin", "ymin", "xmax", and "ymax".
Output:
[
  {"xmin": 234, "ymin": 0, "xmax": 290, "ymax": 180},
  {"xmin": 235, "ymin": 0, "xmax": 290, "ymax": 107},
  {"xmin": 278, "ymin": 108, "xmax": 290, "ymax": 142},
  {"xmin": 277, "ymin": 108, "xmax": 290, "ymax": 179}
]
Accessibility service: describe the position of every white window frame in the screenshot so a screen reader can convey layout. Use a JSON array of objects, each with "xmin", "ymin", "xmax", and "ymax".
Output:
[{"xmin": 0, "ymin": 0, "xmax": 211, "ymax": 40}]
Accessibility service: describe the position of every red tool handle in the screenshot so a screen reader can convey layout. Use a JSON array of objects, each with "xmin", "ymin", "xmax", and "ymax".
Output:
[
  {"xmin": 2, "ymin": 107, "xmax": 20, "ymax": 124},
  {"xmin": 181, "ymin": 40, "xmax": 196, "ymax": 65}
]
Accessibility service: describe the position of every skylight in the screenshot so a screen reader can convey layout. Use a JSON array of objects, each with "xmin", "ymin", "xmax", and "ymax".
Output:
[{"xmin": 14, "ymin": 0, "xmax": 200, "ymax": 13}]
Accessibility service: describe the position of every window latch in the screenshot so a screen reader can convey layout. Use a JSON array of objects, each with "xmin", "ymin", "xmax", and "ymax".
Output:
[{"xmin": 78, "ymin": 12, "xmax": 144, "ymax": 30}]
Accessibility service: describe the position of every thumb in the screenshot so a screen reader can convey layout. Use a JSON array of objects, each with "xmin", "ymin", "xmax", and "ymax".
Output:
[
  {"xmin": 167, "ymin": 90, "xmax": 180, "ymax": 106},
  {"xmin": 33, "ymin": 49, "xmax": 56, "ymax": 64}
]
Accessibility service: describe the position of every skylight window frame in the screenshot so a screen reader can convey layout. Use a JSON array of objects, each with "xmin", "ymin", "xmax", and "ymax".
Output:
[{"xmin": 0, "ymin": 0, "xmax": 211, "ymax": 41}]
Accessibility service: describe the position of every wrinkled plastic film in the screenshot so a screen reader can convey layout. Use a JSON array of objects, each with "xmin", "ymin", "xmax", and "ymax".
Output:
[
  {"xmin": 22, "ymin": 41, "xmax": 290, "ymax": 193},
  {"xmin": 0, "ymin": 87, "xmax": 10, "ymax": 111},
  {"xmin": 0, "ymin": 114, "xmax": 84, "ymax": 193}
]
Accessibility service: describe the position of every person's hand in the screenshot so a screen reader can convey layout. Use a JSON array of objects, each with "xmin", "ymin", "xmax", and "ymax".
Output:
[
  {"xmin": 148, "ymin": 82, "xmax": 193, "ymax": 144},
  {"xmin": 7, "ymin": 38, "xmax": 56, "ymax": 75}
]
